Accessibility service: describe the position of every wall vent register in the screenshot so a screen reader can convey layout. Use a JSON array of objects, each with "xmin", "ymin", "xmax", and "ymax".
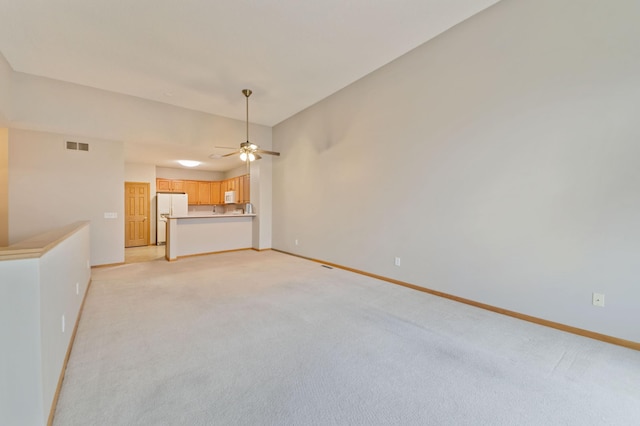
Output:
[{"xmin": 66, "ymin": 141, "xmax": 89, "ymax": 151}]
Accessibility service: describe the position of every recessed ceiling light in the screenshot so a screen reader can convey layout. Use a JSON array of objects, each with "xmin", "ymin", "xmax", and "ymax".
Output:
[{"xmin": 177, "ymin": 160, "xmax": 200, "ymax": 167}]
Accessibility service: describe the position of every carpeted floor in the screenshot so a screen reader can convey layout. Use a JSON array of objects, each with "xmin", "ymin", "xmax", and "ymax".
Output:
[{"xmin": 53, "ymin": 250, "xmax": 640, "ymax": 425}]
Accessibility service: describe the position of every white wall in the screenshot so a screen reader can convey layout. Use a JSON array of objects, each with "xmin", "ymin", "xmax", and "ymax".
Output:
[
  {"xmin": 225, "ymin": 164, "xmax": 249, "ymax": 179},
  {"xmin": 0, "ymin": 52, "xmax": 11, "ymax": 125},
  {"xmin": 272, "ymin": 0, "xmax": 640, "ymax": 342},
  {"xmin": 9, "ymin": 129, "xmax": 124, "ymax": 265},
  {"xmin": 0, "ymin": 258, "xmax": 42, "ymax": 425},
  {"xmin": 38, "ymin": 225, "xmax": 91, "ymax": 418},
  {"xmin": 251, "ymin": 159, "xmax": 273, "ymax": 250},
  {"xmin": 0, "ymin": 223, "xmax": 91, "ymax": 426},
  {"xmin": 125, "ymin": 162, "xmax": 157, "ymax": 184},
  {"xmin": 156, "ymin": 166, "xmax": 224, "ymax": 181},
  {"xmin": 10, "ymin": 71, "xmax": 246, "ymax": 148}
]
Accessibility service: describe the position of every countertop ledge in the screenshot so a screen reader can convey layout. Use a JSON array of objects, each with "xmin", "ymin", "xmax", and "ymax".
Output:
[
  {"xmin": 169, "ymin": 213, "xmax": 257, "ymax": 219},
  {"xmin": 0, "ymin": 221, "xmax": 90, "ymax": 261}
]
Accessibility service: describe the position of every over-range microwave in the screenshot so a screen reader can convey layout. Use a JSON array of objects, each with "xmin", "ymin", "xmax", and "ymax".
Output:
[{"xmin": 224, "ymin": 191, "xmax": 237, "ymax": 204}]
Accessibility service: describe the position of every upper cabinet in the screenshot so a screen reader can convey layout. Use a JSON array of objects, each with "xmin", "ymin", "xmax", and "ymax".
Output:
[
  {"xmin": 211, "ymin": 181, "xmax": 221, "ymax": 205},
  {"xmin": 156, "ymin": 175, "xmax": 249, "ymax": 205},
  {"xmin": 237, "ymin": 174, "xmax": 250, "ymax": 203},
  {"xmin": 227, "ymin": 177, "xmax": 239, "ymax": 192},
  {"xmin": 198, "ymin": 181, "xmax": 212, "ymax": 205},
  {"xmin": 184, "ymin": 181, "xmax": 198, "ymax": 205},
  {"xmin": 242, "ymin": 174, "xmax": 250, "ymax": 203},
  {"xmin": 157, "ymin": 178, "xmax": 186, "ymax": 193},
  {"xmin": 237, "ymin": 177, "xmax": 244, "ymax": 204},
  {"xmin": 172, "ymin": 180, "xmax": 186, "ymax": 192},
  {"xmin": 156, "ymin": 178, "xmax": 172, "ymax": 192}
]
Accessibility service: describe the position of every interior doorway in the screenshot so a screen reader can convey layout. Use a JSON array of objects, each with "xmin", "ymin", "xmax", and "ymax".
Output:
[{"xmin": 124, "ymin": 182, "xmax": 150, "ymax": 247}]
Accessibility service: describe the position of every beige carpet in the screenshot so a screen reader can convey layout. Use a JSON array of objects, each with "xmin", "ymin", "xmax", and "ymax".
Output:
[{"xmin": 53, "ymin": 250, "xmax": 640, "ymax": 425}]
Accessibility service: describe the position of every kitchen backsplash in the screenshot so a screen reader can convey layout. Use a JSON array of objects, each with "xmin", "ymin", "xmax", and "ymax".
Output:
[{"xmin": 189, "ymin": 204, "xmax": 244, "ymax": 215}]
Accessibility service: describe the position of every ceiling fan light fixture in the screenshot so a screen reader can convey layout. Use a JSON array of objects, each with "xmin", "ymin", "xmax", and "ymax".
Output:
[{"xmin": 240, "ymin": 150, "xmax": 256, "ymax": 162}]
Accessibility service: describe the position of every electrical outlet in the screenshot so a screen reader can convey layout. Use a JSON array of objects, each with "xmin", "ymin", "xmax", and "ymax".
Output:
[
  {"xmin": 394, "ymin": 257, "xmax": 401, "ymax": 267},
  {"xmin": 592, "ymin": 292, "xmax": 605, "ymax": 307}
]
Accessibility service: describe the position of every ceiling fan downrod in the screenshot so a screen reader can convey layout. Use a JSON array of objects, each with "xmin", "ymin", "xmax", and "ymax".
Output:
[
  {"xmin": 242, "ymin": 89, "xmax": 253, "ymax": 174},
  {"xmin": 243, "ymin": 89, "xmax": 252, "ymax": 144}
]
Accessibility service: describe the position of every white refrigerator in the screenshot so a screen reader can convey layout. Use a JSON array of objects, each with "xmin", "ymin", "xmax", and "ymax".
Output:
[{"xmin": 156, "ymin": 192, "xmax": 188, "ymax": 244}]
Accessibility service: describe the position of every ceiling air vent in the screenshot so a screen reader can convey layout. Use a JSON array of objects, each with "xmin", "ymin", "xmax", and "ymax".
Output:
[{"xmin": 66, "ymin": 141, "xmax": 89, "ymax": 151}]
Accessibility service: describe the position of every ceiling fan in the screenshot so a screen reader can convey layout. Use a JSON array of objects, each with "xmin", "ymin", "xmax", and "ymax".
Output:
[{"xmin": 213, "ymin": 89, "xmax": 280, "ymax": 162}]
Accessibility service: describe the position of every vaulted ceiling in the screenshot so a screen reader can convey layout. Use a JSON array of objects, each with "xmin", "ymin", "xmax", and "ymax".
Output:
[{"xmin": 0, "ymin": 0, "xmax": 500, "ymax": 127}]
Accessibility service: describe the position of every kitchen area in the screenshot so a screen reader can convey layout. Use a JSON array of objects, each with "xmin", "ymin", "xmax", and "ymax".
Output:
[{"xmin": 153, "ymin": 167, "xmax": 259, "ymax": 260}]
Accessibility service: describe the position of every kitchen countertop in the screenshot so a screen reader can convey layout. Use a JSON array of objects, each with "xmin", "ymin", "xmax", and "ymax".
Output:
[{"xmin": 168, "ymin": 213, "xmax": 256, "ymax": 219}]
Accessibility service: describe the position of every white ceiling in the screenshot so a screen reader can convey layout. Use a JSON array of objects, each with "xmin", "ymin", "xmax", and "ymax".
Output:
[{"xmin": 0, "ymin": 0, "xmax": 500, "ymax": 170}]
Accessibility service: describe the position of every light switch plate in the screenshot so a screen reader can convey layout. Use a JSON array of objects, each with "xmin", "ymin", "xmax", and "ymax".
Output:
[{"xmin": 104, "ymin": 212, "xmax": 117, "ymax": 219}]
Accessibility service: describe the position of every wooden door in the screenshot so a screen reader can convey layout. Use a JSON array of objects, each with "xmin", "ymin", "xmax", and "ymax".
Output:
[{"xmin": 125, "ymin": 182, "xmax": 150, "ymax": 247}]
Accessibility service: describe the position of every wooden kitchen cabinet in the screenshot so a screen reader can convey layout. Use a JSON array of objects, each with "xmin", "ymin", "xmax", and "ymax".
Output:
[
  {"xmin": 172, "ymin": 180, "xmax": 186, "ymax": 192},
  {"xmin": 210, "ymin": 181, "xmax": 221, "ymax": 204},
  {"xmin": 237, "ymin": 177, "xmax": 244, "ymax": 204},
  {"xmin": 156, "ymin": 178, "xmax": 172, "ymax": 192},
  {"xmin": 156, "ymin": 177, "xmax": 249, "ymax": 205},
  {"xmin": 156, "ymin": 178, "xmax": 188, "ymax": 193},
  {"xmin": 227, "ymin": 177, "xmax": 238, "ymax": 192},
  {"xmin": 231, "ymin": 174, "xmax": 250, "ymax": 203},
  {"xmin": 185, "ymin": 180, "xmax": 198, "ymax": 204},
  {"xmin": 198, "ymin": 181, "xmax": 212, "ymax": 205},
  {"xmin": 237, "ymin": 175, "xmax": 250, "ymax": 203},
  {"xmin": 242, "ymin": 174, "xmax": 250, "ymax": 202},
  {"xmin": 219, "ymin": 175, "xmax": 250, "ymax": 203}
]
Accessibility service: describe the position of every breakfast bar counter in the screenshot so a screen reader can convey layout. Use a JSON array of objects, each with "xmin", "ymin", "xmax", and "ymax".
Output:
[{"xmin": 166, "ymin": 214, "xmax": 255, "ymax": 260}]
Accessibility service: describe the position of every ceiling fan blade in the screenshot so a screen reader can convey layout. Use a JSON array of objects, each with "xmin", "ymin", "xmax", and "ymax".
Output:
[
  {"xmin": 221, "ymin": 151, "xmax": 240, "ymax": 157},
  {"xmin": 215, "ymin": 146, "xmax": 238, "ymax": 150},
  {"xmin": 255, "ymin": 149, "xmax": 280, "ymax": 156},
  {"xmin": 254, "ymin": 154, "xmax": 262, "ymax": 160}
]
